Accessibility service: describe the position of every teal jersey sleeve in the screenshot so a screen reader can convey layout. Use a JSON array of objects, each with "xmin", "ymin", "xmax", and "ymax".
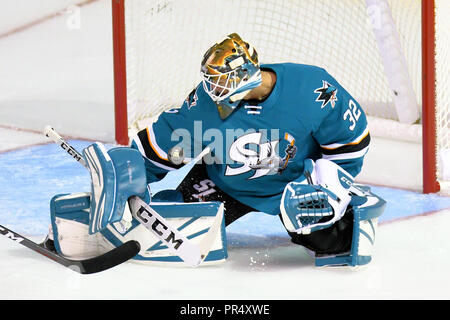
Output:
[
  {"xmin": 293, "ymin": 65, "xmax": 370, "ymax": 178},
  {"xmin": 312, "ymin": 73, "xmax": 370, "ymax": 177}
]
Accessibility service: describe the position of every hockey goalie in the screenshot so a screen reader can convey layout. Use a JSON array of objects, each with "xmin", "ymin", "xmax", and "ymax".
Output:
[{"xmin": 42, "ymin": 33, "xmax": 386, "ymax": 268}]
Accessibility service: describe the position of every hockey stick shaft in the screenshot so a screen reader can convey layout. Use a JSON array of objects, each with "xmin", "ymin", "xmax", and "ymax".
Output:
[
  {"xmin": 44, "ymin": 125, "xmax": 87, "ymax": 167},
  {"xmin": 0, "ymin": 224, "xmax": 140, "ymax": 274}
]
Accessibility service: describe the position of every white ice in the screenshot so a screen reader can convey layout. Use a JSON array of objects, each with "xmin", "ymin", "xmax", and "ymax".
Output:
[
  {"xmin": 0, "ymin": 163, "xmax": 449, "ymax": 301},
  {"xmin": 0, "ymin": 0, "xmax": 450, "ymax": 300}
]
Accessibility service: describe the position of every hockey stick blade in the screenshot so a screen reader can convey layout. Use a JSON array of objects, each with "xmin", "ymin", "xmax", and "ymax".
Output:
[
  {"xmin": 0, "ymin": 224, "xmax": 140, "ymax": 274},
  {"xmin": 74, "ymin": 239, "xmax": 140, "ymax": 274}
]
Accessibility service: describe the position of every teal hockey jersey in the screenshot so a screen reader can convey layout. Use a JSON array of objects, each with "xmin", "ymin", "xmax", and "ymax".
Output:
[{"xmin": 132, "ymin": 63, "xmax": 370, "ymax": 215}]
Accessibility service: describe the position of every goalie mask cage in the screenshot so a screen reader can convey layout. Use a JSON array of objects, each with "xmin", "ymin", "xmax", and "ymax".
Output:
[{"xmin": 111, "ymin": 0, "xmax": 450, "ymax": 194}]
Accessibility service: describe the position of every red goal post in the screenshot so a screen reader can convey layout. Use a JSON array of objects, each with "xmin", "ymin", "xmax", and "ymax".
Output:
[
  {"xmin": 112, "ymin": 0, "xmax": 128, "ymax": 146},
  {"xmin": 421, "ymin": 0, "xmax": 438, "ymax": 193}
]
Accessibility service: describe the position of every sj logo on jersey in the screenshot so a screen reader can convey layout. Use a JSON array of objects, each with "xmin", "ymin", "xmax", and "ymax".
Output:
[{"xmin": 225, "ymin": 132, "xmax": 296, "ymax": 179}]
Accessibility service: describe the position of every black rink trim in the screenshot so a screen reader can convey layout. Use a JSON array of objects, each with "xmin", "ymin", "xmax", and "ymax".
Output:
[{"xmin": 320, "ymin": 132, "xmax": 370, "ymax": 156}]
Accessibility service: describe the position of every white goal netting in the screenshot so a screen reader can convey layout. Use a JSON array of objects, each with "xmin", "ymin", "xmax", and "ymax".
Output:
[{"xmin": 120, "ymin": 0, "xmax": 450, "ymax": 184}]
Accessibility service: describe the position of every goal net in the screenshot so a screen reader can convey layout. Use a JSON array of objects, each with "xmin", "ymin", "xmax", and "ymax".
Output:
[{"xmin": 112, "ymin": 0, "xmax": 450, "ymax": 192}]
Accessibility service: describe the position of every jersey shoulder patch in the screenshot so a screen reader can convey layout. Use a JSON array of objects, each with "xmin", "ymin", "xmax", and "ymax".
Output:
[
  {"xmin": 314, "ymin": 80, "xmax": 338, "ymax": 109},
  {"xmin": 184, "ymin": 87, "xmax": 199, "ymax": 110}
]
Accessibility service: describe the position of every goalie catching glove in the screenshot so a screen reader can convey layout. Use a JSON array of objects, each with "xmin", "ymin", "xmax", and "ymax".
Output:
[
  {"xmin": 280, "ymin": 158, "xmax": 354, "ymax": 234},
  {"xmin": 280, "ymin": 159, "xmax": 386, "ymax": 267}
]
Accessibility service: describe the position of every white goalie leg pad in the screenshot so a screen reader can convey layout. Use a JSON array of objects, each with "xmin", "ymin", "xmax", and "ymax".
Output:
[
  {"xmin": 101, "ymin": 200, "xmax": 227, "ymax": 265},
  {"xmin": 355, "ymin": 217, "xmax": 378, "ymax": 262},
  {"xmin": 314, "ymin": 185, "xmax": 386, "ymax": 267},
  {"xmin": 49, "ymin": 192, "xmax": 227, "ymax": 265},
  {"xmin": 49, "ymin": 193, "xmax": 114, "ymax": 260}
]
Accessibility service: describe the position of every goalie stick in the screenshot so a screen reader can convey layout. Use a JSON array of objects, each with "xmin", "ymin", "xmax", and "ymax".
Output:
[
  {"xmin": 0, "ymin": 224, "xmax": 140, "ymax": 274},
  {"xmin": 44, "ymin": 125, "xmax": 223, "ymax": 267},
  {"xmin": 43, "ymin": 125, "xmax": 87, "ymax": 167}
]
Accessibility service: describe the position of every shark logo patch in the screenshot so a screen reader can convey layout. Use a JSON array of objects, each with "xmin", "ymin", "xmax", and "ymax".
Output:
[{"xmin": 314, "ymin": 80, "xmax": 338, "ymax": 108}]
